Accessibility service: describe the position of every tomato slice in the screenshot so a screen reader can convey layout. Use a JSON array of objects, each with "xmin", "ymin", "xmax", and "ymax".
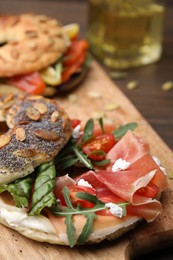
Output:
[
  {"xmin": 7, "ymin": 72, "xmax": 46, "ymax": 95},
  {"xmin": 82, "ymin": 134, "xmax": 116, "ymax": 161},
  {"xmin": 136, "ymin": 182, "xmax": 159, "ymax": 198},
  {"xmin": 59, "ymin": 185, "xmax": 96, "ymax": 209},
  {"xmin": 93, "ymin": 123, "xmax": 116, "ymax": 136},
  {"xmin": 61, "ymin": 39, "xmax": 88, "ymax": 83},
  {"xmin": 62, "ymin": 52, "xmax": 86, "ymax": 83},
  {"xmin": 63, "ymin": 39, "xmax": 88, "ymax": 66}
]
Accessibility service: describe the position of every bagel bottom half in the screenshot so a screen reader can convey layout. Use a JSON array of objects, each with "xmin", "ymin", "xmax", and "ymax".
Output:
[{"xmin": 0, "ymin": 195, "xmax": 141, "ymax": 246}]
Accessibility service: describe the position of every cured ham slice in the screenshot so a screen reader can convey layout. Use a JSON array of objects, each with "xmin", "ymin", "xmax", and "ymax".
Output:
[
  {"xmin": 94, "ymin": 153, "xmax": 168, "ymax": 205},
  {"xmin": 106, "ymin": 130, "xmax": 149, "ymax": 171}
]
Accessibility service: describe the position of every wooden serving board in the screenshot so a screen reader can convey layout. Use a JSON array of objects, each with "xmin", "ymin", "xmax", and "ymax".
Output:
[{"xmin": 0, "ymin": 61, "xmax": 173, "ymax": 260}]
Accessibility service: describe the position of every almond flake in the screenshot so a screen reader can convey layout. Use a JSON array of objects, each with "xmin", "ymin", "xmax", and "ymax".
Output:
[
  {"xmin": 27, "ymin": 95, "xmax": 42, "ymax": 101},
  {"xmin": 33, "ymin": 102, "xmax": 47, "ymax": 114},
  {"xmin": 161, "ymin": 81, "xmax": 173, "ymax": 91},
  {"xmin": 3, "ymin": 93, "xmax": 14, "ymax": 103},
  {"xmin": 34, "ymin": 129, "xmax": 60, "ymax": 141},
  {"xmin": 0, "ymin": 134, "xmax": 11, "ymax": 148},
  {"xmin": 87, "ymin": 91, "xmax": 102, "ymax": 99},
  {"xmin": 15, "ymin": 149, "xmax": 36, "ymax": 158},
  {"xmin": 51, "ymin": 111, "xmax": 59, "ymax": 122},
  {"xmin": 26, "ymin": 106, "xmax": 41, "ymax": 120},
  {"xmin": 104, "ymin": 103, "xmax": 119, "ymax": 111},
  {"xmin": 28, "ymin": 41, "xmax": 37, "ymax": 49},
  {"xmin": 16, "ymin": 127, "xmax": 26, "ymax": 142}
]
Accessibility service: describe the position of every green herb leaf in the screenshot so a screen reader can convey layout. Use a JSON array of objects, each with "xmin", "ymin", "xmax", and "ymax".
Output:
[
  {"xmin": 82, "ymin": 118, "xmax": 94, "ymax": 143},
  {"xmin": 65, "ymin": 214, "xmax": 76, "ymax": 248},
  {"xmin": 56, "ymin": 154, "xmax": 79, "ymax": 171},
  {"xmin": 63, "ymin": 186, "xmax": 75, "ymax": 209},
  {"xmin": 77, "ymin": 212, "xmax": 96, "ymax": 245},
  {"xmin": 72, "ymin": 145, "xmax": 93, "ymax": 169},
  {"xmin": 0, "ymin": 176, "xmax": 33, "ymax": 208},
  {"xmin": 51, "ymin": 188, "xmax": 129, "ymax": 247},
  {"xmin": 112, "ymin": 122, "xmax": 138, "ymax": 139},
  {"xmin": 93, "ymin": 159, "xmax": 111, "ymax": 166},
  {"xmin": 29, "ymin": 161, "xmax": 56, "ymax": 215},
  {"xmin": 98, "ymin": 117, "xmax": 104, "ymax": 134}
]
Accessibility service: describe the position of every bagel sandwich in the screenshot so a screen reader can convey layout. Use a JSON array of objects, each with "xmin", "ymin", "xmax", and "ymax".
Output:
[
  {"xmin": 0, "ymin": 96, "xmax": 169, "ymax": 247},
  {"xmin": 0, "ymin": 13, "xmax": 89, "ymax": 97}
]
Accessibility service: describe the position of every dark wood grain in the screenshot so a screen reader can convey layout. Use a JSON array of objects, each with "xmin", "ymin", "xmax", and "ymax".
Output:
[{"xmin": 0, "ymin": 1, "xmax": 173, "ymax": 259}]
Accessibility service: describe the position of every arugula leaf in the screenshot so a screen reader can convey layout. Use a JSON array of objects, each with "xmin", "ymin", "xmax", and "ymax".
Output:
[
  {"xmin": 82, "ymin": 118, "xmax": 94, "ymax": 143},
  {"xmin": 77, "ymin": 212, "xmax": 96, "ymax": 245},
  {"xmin": 63, "ymin": 186, "xmax": 75, "ymax": 209},
  {"xmin": 0, "ymin": 176, "xmax": 33, "ymax": 208},
  {"xmin": 72, "ymin": 145, "xmax": 93, "ymax": 169},
  {"xmin": 93, "ymin": 159, "xmax": 111, "ymax": 166},
  {"xmin": 65, "ymin": 214, "xmax": 76, "ymax": 248},
  {"xmin": 112, "ymin": 122, "xmax": 138, "ymax": 139},
  {"xmin": 29, "ymin": 161, "xmax": 56, "ymax": 216},
  {"xmin": 56, "ymin": 154, "xmax": 79, "ymax": 171},
  {"xmin": 52, "ymin": 188, "xmax": 129, "ymax": 247},
  {"xmin": 98, "ymin": 117, "xmax": 104, "ymax": 134}
]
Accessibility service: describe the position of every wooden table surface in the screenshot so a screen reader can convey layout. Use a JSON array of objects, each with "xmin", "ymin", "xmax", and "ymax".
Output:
[{"xmin": 1, "ymin": 0, "xmax": 173, "ymax": 259}]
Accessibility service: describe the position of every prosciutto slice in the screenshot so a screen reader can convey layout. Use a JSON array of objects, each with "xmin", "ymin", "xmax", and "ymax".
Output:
[
  {"xmin": 106, "ymin": 130, "xmax": 149, "ymax": 171},
  {"xmin": 94, "ymin": 153, "xmax": 168, "ymax": 206}
]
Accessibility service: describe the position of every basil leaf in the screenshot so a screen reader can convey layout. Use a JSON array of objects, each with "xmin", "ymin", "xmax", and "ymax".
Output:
[
  {"xmin": 82, "ymin": 118, "xmax": 94, "ymax": 143},
  {"xmin": 0, "ymin": 176, "xmax": 33, "ymax": 208},
  {"xmin": 29, "ymin": 161, "xmax": 56, "ymax": 215},
  {"xmin": 93, "ymin": 159, "xmax": 111, "ymax": 166},
  {"xmin": 65, "ymin": 214, "xmax": 76, "ymax": 248},
  {"xmin": 77, "ymin": 213, "xmax": 96, "ymax": 245},
  {"xmin": 112, "ymin": 122, "xmax": 138, "ymax": 139},
  {"xmin": 72, "ymin": 145, "xmax": 93, "ymax": 169}
]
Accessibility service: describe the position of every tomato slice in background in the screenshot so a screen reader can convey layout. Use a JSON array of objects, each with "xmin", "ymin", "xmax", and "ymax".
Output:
[
  {"xmin": 62, "ymin": 52, "xmax": 87, "ymax": 83},
  {"xmin": 63, "ymin": 39, "xmax": 88, "ymax": 66},
  {"xmin": 136, "ymin": 182, "xmax": 159, "ymax": 198},
  {"xmin": 7, "ymin": 72, "xmax": 46, "ymax": 95},
  {"xmin": 61, "ymin": 39, "xmax": 88, "ymax": 83},
  {"xmin": 59, "ymin": 185, "xmax": 96, "ymax": 209},
  {"xmin": 82, "ymin": 134, "xmax": 116, "ymax": 161}
]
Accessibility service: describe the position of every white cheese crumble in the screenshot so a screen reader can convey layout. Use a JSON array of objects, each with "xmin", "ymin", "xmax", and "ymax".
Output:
[
  {"xmin": 112, "ymin": 158, "xmax": 130, "ymax": 172},
  {"xmin": 72, "ymin": 124, "xmax": 83, "ymax": 139},
  {"xmin": 105, "ymin": 203, "xmax": 124, "ymax": 218},
  {"xmin": 77, "ymin": 179, "xmax": 93, "ymax": 188},
  {"xmin": 152, "ymin": 156, "xmax": 167, "ymax": 175}
]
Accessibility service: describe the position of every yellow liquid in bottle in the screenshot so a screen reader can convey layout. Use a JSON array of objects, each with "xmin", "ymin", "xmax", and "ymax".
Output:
[{"xmin": 87, "ymin": 0, "xmax": 165, "ymax": 69}]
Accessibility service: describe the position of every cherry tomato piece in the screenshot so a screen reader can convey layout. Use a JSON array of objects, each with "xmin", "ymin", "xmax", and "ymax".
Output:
[
  {"xmin": 71, "ymin": 119, "xmax": 81, "ymax": 128},
  {"xmin": 82, "ymin": 134, "xmax": 116, "ymax": 161},
  {"xmin": 7, "ymin": 72, "xmax": 46, "ymax": 95},
  {"xmin": 59, "ymin": 185, "xmax": 96, "ymax": 208},
  {"xmin": 136, "ymin": 182, "xmax": 159, "ymax": 198}
]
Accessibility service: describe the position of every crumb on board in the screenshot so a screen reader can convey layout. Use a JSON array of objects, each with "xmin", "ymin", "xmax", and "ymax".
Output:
[
  {"xmin": 104, "ymin": 103, "xmax": 119, "ymax": 111},
  {"xmin": 126, "ymin": 80, "xmax": 139, "ymax": 90},
  {"xmin": 161, "ymin": 81, "xmax": 173, "ymax": 91},
  {"xmin": 68, "ymin": 94, "xmax": 78, "ymax": 103},
  {"xmin": 86, "ymin": 91, "xmax": 102, "ymax": 99}
]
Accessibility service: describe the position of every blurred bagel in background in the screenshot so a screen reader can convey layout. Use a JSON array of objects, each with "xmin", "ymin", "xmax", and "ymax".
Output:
[{"xmin": 0, "ymin": 14, "xmax": 89, "ymax": 97}]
